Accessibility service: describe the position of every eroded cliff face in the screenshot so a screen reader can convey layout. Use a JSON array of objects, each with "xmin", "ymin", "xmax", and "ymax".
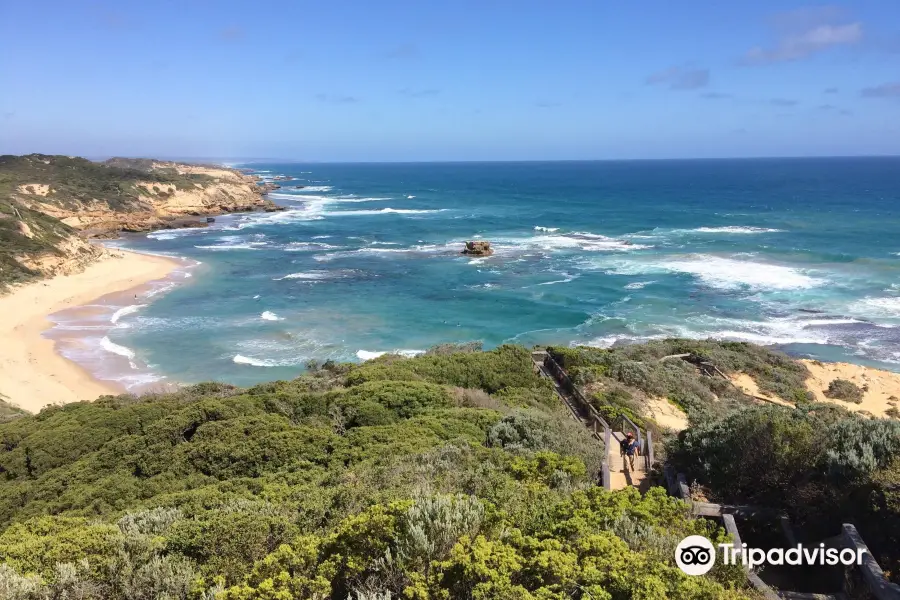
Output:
[
  {"xmin": 13, "ymin": 161, "xmax": 277, "ymax": 237},
  {"xmin": 14, "ymin": 232, "xmax": 108, "ymax": 278},
  {"xmin": 1, "ymin": 199, "xmax": 108, "ymax": 290}
]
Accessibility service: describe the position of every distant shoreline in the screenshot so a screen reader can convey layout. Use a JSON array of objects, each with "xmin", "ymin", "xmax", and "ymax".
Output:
[{"xmin": 0, "ymin": 248, "xmax": 182, "ymax": 413}]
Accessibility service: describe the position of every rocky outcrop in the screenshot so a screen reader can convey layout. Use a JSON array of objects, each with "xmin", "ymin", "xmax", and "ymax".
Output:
[{"xmin": 461, "ymin": 241, "xmax": 494, "ymax": 256}]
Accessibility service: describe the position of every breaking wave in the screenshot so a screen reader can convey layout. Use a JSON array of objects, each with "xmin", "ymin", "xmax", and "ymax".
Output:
[
  {"xmin": 110, "ymin": 304, "xmax": 146, "ymax": 324},
  {"xmin": 356, "ymin": 349, "xmax": 426, "ymax": 360},
  {"xmin": 601, "ymin": 255, "xmax": 822, "ymax": 291},
  {"xmin": 233, "ymin": 354, "xmax": 276, "ymax": 367}
]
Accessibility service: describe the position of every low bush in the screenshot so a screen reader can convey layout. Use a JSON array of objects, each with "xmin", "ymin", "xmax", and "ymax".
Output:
[{"xmin": 824, "ymin": 378, "xmax": 864, "ymax": 403}]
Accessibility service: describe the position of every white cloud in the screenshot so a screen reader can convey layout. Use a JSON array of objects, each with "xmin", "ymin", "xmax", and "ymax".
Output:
[{"xmin": 742, "ymin": 10, "xmax": 862, "ymax": 65}]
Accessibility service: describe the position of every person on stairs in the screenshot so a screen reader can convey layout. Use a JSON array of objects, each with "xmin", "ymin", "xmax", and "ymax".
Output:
[{"xmin": 620, "ymin": 431, "xmax": 639, "ymax": 472}]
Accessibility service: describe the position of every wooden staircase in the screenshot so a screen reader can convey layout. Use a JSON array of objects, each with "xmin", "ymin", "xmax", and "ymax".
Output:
[{"xmin": 532, "ymin": 350, "xmax": 653, "ymax": 491}]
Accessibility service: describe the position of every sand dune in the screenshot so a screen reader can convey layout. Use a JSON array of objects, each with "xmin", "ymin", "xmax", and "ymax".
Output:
[{"xmin": 801, "ymin": 360, "xmax": 900, "ymax": 419}]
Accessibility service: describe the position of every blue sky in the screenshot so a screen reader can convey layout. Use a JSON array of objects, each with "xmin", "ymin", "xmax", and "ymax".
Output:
[{"xmin": 1, "ymin": 1, "xmax": 899, "ymax": 161}]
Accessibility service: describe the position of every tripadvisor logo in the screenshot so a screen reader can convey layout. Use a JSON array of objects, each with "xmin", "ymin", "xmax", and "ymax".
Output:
[
  {"xmin": 676, "ymin": 535, "xmax": 717, "ymax": 575},
  {"xmin": 675, "ymin": 535, "xmax": 868, "ymax": 576}
]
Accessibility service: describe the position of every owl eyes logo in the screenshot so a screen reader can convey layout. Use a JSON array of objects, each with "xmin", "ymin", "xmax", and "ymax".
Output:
[{"xmin": 675, "ymin": 535, "xmax": 716, "ymax": 575}]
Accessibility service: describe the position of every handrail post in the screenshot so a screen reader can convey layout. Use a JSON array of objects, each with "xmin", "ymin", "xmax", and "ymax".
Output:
[{"xmin": 646, "ymin": 429, "xmax": 654, "ymax": 470}]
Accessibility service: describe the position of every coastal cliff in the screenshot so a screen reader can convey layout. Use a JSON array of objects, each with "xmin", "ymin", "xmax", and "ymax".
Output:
[
  {"xmin": 0, "ymin": 154, "xmax": 280, "ymax": 289},
  {"xmin": 6, "ymin": 155, "xmax": 279, "ymax": 236}
]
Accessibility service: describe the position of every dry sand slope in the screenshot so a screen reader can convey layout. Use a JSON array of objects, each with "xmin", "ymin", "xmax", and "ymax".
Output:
[
  {"xmin": 800, "ymin": 359, "xmax": 900, "ymax": 418},
  {"xmin": 730, "ymin": 362, "xmax": 900, "ymax": 418}
]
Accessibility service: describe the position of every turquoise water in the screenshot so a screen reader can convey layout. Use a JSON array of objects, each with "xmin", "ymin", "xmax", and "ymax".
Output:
[{"xmin": 89, "ymin": 158, "xmax": 900, "ymax": 388}]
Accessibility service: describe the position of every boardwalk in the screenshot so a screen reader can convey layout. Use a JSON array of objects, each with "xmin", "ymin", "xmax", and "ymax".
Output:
[{"xmin": 532, "ymin": 350, "xmax": 650, "ymax": 491}]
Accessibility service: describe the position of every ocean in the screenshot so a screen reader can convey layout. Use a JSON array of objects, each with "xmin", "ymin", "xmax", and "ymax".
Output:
[{"xmin": 50, "ymin": 158, "xmax": 900, "ymax": 389}]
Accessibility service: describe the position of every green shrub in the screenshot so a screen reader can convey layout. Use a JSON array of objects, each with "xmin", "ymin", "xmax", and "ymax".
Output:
[{"xmin": 824, "ymin": 378, "xmax": 864, "ymax": 403}]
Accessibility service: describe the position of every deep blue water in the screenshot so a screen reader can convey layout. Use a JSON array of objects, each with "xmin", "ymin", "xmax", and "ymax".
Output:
[{"xmin": 77, "ymin": 158, "xmax": 900, "ymax": 388}]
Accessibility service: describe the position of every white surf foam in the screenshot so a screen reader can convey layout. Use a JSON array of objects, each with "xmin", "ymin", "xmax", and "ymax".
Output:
[
  {"xmin": 624, "ymin": 281, "xmax": 655, "ymax": 290},
  {"xmin": 536, "ymin": 274, "xmax": 580, "ymax": 286},
  {"xmin": 602, "ymin": 255, "xmax": 821, "ymax": 291},
  {"xmin": 260, "ymin": 311, "xmax": 282, "ymax": 321},
  {"xmin": 851, "ymin": 297, "xmax": 900, "ymax": 318},
  {"xmin": 147, "ymin": 229, "xmax": 206, "ymax": 241},
  {"xmin": 534, "ymin": 226, "xmax": 560, "ymax": 232},
  {"xmin": 663, "ymin": 256, "xmax": 821, "ymax": 290},
  {"xmin": 690, "ymin": 226, "xmax": 783, "ymax": 234},
  {"xmin": 334, "ymin": 196, "xmax": 392, "ymax": 203},
  {"xmin": 325, "ymin": 208, "xmax": 446, "ymax": 216},
  {"xmin": 233, "ymin": 354, "xmax": 276, "ymax": 367},
  {"xmin": 101, "ymin": 336, "xmax": 136, "ymax": 361},
  {"xmin": 273, "ymin": 271, "xmax": 333, "ymax": 281},
  {"xmin": 314, "ymin": 244, "xmax": 454, "ymax": 261},
  {"xmin": 356, "ymin": 349, "xmax": 425, "ymax": 361},
  {"xmin": 284, "ymin": 242, "xmax": 343, "ymax": 251},
  {"xmin": 294, "ymin": 185, "xmax": 333, "ymax": 192},
  {"xmin": 110, "ymin": 304, "xmax": 146, "ymax": 324},
  {"xmin": 194, "ymin": 242, "xmax": 267, "ymax": 250},
  {"xmin": 407, "ymin": 195, "xmax": 416, "ymax": 199},
  {"xmin": 495, "ymin": 231, "xmax": 650, "ymax": 254}
]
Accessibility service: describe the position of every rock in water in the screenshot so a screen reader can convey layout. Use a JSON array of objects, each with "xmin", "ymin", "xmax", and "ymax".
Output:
[{"xmin": 461, "ymin": 241, "xmax": 494, "ymax": 256}]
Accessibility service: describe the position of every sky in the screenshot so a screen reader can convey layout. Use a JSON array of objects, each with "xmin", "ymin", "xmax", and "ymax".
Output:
[{"xmin": 1, "ymin": 1, "xmax": 899, "ymax": 161}]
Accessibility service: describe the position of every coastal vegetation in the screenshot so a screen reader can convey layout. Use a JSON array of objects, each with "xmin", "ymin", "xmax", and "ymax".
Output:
[
  {"xmin": 824, "ymin": 378, "xmax": 864, "ymax": 403},
  {"xmin": 2, "ymin": 340, "xmax": 899, "ymax": 597},
  {"xmin": 0, "ymin": 197, "xmax": 80, "ymax": 288},
  {"xmin": 0, "ymin": 154, "xmax": 214, "ymax": 213},
  {"xmin": 0, "ymin": 344, "xmax": 752, "ymax": 599},
  {"xmin": 547, "ymin": 339, "xmax": 812, "ymax": 428},
  {"xmin": 667, "ymin": 404, "xmax": 900, "ymax": 579}
]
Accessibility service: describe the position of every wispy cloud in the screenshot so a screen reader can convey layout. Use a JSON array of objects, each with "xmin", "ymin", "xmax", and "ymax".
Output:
[
  {"xmin": 823, "ymin": 87, "xmax": 839, "ymax": 94},
  {"xmin": 534, "ymin": 101, "xmax": 562, "ymax": 108},
  {"xmin": 398, "ymin": 88, "xmax": 440, "ymax": 98},
  {"xmin": 219, "ymin": 26, "xmax": 244, "ymax": 42},
  {"xmin": 770, "ymin": 98, "xmax": 799, "ymax": 107},
  {"xmin": 741, "ymin": 7, "xmax": 862, "ymax": 65},
  {"xmin": 315, "ymin": 94, "xmax": 360, "ymax": 104},
  {"xmin": 861, "ymin": 82, "xmax": 900, "ymax": 98},
  {"xmin": 701, "ymin": 92, "xmax": 732, "ymax": 100},
  {"xmin": 2, "ymin": 111, "xmax": 14, "ymax": 120},
  {"xmin": 818, "ymin": 104, "xmax": 853, "ymax": 115},
  {"xmin": 646, "ymin": 66, "xmax": 710, "ymax": 90},
  {"xmin": 385, "ymin": 43, "xmax": 419, "ymax": 59}
]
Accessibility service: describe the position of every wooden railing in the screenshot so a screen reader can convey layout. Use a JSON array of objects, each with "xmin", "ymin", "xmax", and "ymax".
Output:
[
  {"xmin": 663, "ymin": 466, "xmax": 900, "ymax": 600},
  {"xmin": 540, "ymin": 353, "xmax": 614, "ymax": 489},
  {"xmin": 540, "ymin": 351, "xmax": 661, "ymax": 486}
]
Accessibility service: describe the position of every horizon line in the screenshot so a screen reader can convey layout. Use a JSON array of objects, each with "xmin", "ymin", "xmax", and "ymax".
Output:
[{"xmin": 68, "ymin": 153, "xmax": 900, "ymax": 165}]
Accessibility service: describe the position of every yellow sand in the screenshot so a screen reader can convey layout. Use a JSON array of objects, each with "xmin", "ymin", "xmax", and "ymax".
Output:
[
  {"xmin": 800, "ymin": 360, "xmax": 900, "ymax": 418},
  {"xmin": 646, "ymin": 396, "xmax": 689, "ymax": 431},
  {"xmin": 729, "ymin": 373, "xmax": 794, "ymax": 407},
  {"xmin": 0, "ymin": 250, "xmax": 180, "ymax": 413}
]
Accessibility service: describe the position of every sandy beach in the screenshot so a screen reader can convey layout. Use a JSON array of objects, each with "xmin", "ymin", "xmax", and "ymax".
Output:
[{"xmin": 0, "ymin": 249, "xmax": 181, "ymax": 413}]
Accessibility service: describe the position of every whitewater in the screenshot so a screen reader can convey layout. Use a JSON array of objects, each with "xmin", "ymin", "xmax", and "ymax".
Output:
[{"xmin": 98, "ymin": 158, "xmax": 900, "ymax": 387}]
